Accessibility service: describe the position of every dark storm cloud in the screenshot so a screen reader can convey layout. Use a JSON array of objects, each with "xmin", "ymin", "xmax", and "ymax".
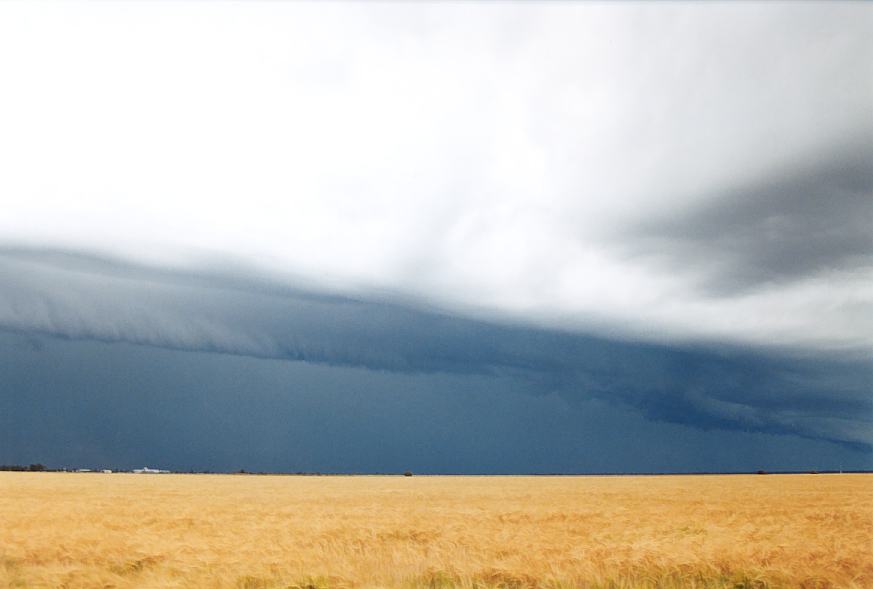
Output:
[
  {"xmin": 1, "ymin": 331, "xmax": 868, "ymax": 473},
  {"xmin": 1, "ymin": 247, "xmax": 870, "ymax": 451},
  {"xmin": 623, "ymin": 139, "xmax": 873, "ymax": 295}
]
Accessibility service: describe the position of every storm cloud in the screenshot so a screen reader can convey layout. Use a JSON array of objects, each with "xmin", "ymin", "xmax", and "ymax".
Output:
[
  {"xmin": 0, "ymin": 2, "xmax": 871, "ymax": 471},
  {"xmin": 4, "ymin": 331, "xmax": 867, "ymax": 474},
  {"xmin": 1, "ymin": 249, "xmax": 869, "ymax": 453},
  {"xmin": 0, "ymin": 2, "xmax": 870, "ymax": 351}
]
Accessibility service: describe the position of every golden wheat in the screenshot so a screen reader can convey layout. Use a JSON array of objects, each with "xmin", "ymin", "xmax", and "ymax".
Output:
[{"xmin": 0, "ymin": 472, "xmax": 870, "ymax": 589}]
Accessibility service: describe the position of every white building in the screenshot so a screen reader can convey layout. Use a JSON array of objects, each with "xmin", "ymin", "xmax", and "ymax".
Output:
[{"xmin": 132, "ymin": 466, "xmax": 170, "ymax": 474}]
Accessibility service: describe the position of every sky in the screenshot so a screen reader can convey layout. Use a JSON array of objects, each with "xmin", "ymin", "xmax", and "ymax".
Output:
[{"xmin": 0, "ymin": 2, "xmax": 870, "ymax": 473}]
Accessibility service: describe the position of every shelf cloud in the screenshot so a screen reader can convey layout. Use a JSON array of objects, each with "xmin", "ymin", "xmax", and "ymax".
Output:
[{"xmin": 1, "ymin": 249, "xmax": 869, "ymax": 451}]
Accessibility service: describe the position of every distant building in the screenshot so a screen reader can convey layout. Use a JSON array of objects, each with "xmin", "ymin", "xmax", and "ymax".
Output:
[{"xmin": 133, "ymin": 466, "xmax": 170, "ymax": 474}]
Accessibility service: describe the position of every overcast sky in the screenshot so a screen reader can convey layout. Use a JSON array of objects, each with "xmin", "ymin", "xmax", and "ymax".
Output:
[{"xmin": 0, "ymin": 2, "xmax": 870, "ymax": 472}]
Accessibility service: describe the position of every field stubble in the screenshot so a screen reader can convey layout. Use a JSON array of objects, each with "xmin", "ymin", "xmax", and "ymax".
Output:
[{"xmin": 0, "ymin": 473, "xmax": 870, "ymax": 589}]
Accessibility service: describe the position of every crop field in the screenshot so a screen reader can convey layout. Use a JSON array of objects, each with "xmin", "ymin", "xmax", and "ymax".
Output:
[{"xmin": 0, "ymin": 473, "xmax": 871, "ymax": 589}]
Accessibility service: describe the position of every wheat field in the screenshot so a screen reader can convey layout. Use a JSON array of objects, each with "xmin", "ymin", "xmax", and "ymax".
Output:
[{"xmin": 0, "ymin": 472, "xmax": 870, "ymax": 589}]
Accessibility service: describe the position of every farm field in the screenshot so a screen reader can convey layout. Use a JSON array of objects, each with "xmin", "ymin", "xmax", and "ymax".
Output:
[{"xmin": 0, "ymin": 472, "xmax": 871, "ymax": 589}]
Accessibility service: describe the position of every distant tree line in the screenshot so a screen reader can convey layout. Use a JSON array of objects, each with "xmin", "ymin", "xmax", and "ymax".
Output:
[{"xmin": 0, "ymin": 464, "xmax": 46, "ymax": 471}]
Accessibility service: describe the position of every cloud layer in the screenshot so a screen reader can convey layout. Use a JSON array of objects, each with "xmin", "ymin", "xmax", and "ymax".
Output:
[
  {"xmin": 0, "ymin": 2, "xmax": 870, "ymax": 351},
  {"xmin": 1, "ymin": 249, "xmax": 869, "ymax": 451},
  {"xmin": 0, "ymin": 3, "xmax": 870, "ymax": 470},
  {"xmin": 4, "ymin": 330, "xmax": 868, "ymax": 474}
]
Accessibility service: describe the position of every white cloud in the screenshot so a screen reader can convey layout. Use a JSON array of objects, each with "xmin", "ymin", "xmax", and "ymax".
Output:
[{"xmin": 0, "ymin": 1, "xmax": 870, "ymax": 352}]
